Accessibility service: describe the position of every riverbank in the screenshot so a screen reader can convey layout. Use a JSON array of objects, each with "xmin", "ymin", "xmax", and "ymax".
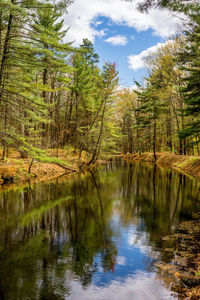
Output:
[
  {"xmin": 0, "ymin": 149, "xmax": 86, "ymax": 186},
  {"xmin": 156, "ymin": 216, "xmax": 200, "ymax": 299},
  {"xmin": 123, "ymin": 152, "xmax": 200, "ymax": 179},
  {"xmin": 0, "ymin": 148, "xmax": 111, "ymax": 187},
  {"xmin": 1, "ymin": 150, "xmax": 200, "ymax": 187}
]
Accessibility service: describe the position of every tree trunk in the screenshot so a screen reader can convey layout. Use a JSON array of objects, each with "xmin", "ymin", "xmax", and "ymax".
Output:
[
  {"xmin": 2, "ymin": 104, "xmax": 8, "ymax": 160},
  {"xmin": 88, "ymin": 98, "xmax": 107, "ymax": 165},
  {"xmin": 28, "ymin": 159, "xmax": 34, "ymax": 174},
  {"xmin": 153, "ymin": 101, "xmax": 157, "ymax": 161},
  {"xmin": 0, "ymin": 7, "xmax": 13, "ymax": 103},
  {"xmin": 153, "ymin": 118, "xmax": 157, "ymax": 161}
]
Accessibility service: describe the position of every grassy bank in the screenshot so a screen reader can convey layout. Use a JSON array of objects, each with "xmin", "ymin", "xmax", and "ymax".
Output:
[
  {"xmin": 0, "ymin": 147, "xmax": 116, "ymax": 187},
  {"xmin": 0, "ymin": 149, "xmax": 90, "ymax": 186},
  {"xmin": 124, "ymin": 152, "xmax": 200, "ymax": 179},
  {"xmin": 1, "ymin": 150, "xmax": 200, "ymax": 187}
]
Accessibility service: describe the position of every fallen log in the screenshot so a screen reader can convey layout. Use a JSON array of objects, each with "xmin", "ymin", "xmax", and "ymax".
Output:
[{"xmin": 51, "ymin": 162, "xmax": 77, "ymax": 173}]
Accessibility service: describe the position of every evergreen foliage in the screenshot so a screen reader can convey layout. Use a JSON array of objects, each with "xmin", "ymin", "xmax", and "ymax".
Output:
[
  {"xmin": 177, "ymin": 2, "xmax": 200, "ymax": 144},
  {"xmin": 0, "ymin": 0, "xmax": 200, "ymax": 165}
]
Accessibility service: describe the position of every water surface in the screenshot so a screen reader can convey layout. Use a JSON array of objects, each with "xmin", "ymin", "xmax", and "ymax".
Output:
[{"xmin": 0, "ymin": 160, "xmax": 199, "ymax": 299}]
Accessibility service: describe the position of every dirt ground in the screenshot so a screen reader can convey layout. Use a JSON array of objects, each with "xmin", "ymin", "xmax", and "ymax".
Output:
[{"xmin": 0, "ymin": 149, "xmax": 83, "ymax": 185}]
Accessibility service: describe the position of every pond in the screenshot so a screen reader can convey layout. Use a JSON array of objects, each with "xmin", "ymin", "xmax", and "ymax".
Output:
[{"xmin": 0, "ymin": 159, "xmax": 199, "ymax": 300}]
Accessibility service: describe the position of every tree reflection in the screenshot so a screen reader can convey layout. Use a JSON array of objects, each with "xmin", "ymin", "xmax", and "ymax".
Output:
[
  {"xmin": 0, "ymin": 161, "xmax": 199, "ymax": 299},
  {"xmin": 90, "ymin": 171, "xmax": 117, "ymax": 273}
]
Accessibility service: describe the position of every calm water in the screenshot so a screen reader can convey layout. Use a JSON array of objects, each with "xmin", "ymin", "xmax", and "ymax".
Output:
[{"xmin": 0, "ymin": 160, "xmax": 200, "ymax": 300}]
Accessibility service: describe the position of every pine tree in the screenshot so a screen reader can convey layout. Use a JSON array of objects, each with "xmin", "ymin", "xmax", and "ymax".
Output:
[
  {"xmin": 67, "ymin": 39, "xmax": 101, "ymax": 156},
  {"xmin": 31, "ymin": 1, "xmax": 73, "ymax": 148},
  {"xmin": 0, "ymin": 0, "xmax": 49, "ymax": 158},
  {"xmin": 0, "ymin": 0, "xmax": 75, "ymax": 167},
  {"xmin": 88, "ymin": 62, "xmax": 119, "ymax": 164},
  {"xmin": 135, "ymin": 70, "xmax": 168, "ymax": 160},
  {"xmin": 178, "ymin": 4, "xmax": 200, "ymax": 147}
]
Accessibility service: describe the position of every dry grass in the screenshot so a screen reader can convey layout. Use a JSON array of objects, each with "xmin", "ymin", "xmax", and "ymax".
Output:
[
  {"xmin": 0, "ymin": 148, "xmax": 87, "ymax": 185},
  {"xmin": 123, "ymin": 152, "xmax": 200, "ymax": 179}
]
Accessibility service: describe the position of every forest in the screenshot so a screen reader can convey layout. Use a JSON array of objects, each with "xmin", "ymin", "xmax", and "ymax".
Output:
[
  {"xmin": 0, "ymin": 1, "xmax": 200, "ymax": 299},
  {"xmin": 0, "ymin": 0, "xmax": 200, "ymax": 168}
]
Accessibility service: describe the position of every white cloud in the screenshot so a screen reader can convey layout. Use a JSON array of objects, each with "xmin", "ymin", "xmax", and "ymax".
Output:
[
  {"xmin": 96, "ymin": 29, "xmax": 107, "ymax": 38},
  {"xmin": 117, "ymin": 84, "xmax": 138, "ymax": 91},
  {"xmin": 105, "ymin": 35, "xmax": 128, "ymax": 46},
  {"xmin": 93, "ymin": 20, "xmax": 103, "ymax": 27},
  {"xmin": 128, "ymin": 40, "xmax": 173, "ymax": 71},
  {"xmin": 64, "ymin": 0, "xmax": 180, "ymax": 46}
]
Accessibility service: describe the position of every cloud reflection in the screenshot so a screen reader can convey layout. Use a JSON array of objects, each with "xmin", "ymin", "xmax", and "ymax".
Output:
[{"xmin": 69, "ymin": 271, "xmax": 176, "ymax": 299}]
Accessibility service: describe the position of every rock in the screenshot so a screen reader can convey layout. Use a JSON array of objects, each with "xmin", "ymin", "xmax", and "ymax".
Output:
[{"xmin": 180, "ymin": 275, "xmax": 200, "ymax": 287}]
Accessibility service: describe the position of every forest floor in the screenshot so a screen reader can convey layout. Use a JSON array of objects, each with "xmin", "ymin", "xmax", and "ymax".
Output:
[
  {"xmin": 0, "ymin": 149, "xmax": 90, "ymax": 186},
  {"xmin": 123, "ymin": 152, "xmax": 200, "ymax": 179}
]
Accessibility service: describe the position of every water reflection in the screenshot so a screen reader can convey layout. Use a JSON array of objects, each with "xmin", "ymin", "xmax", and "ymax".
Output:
[{"xmin": 0, "ymin": 160, "xmax": 199, "ymax": 299}]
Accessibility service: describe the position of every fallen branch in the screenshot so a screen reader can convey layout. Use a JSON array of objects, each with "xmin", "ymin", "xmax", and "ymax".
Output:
[
  {"xmin": 51, "ymin": 162, "xmax": 76, "ymax": 172},
  {"xmin": 28, "ymin": 158, "xmax": 77, "ymax": 173}
]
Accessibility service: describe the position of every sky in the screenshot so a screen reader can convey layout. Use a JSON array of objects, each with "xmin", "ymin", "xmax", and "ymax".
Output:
[{"xmin": 63, "ymin": 0, "xmax": 181, "ymax": 88}]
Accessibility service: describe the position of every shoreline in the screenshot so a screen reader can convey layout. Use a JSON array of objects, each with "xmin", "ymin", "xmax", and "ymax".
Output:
[
  {"xmin": 0, "ymin": 149, "xmax": 81, "ymax": 187},
  {"xmin": 123, "ymin": 152, "xmax": 200, "ymax": 180},
  {"xmin": 0, "ymin": 150, "xmax": 113, "ymax": 188},
  {"xmin": 0, "ymin": 162, "xmax": 75, "ymax": 189},
  {"xmin": 0, "ymin": 152, "xmax": 200, "ymax": 190}
]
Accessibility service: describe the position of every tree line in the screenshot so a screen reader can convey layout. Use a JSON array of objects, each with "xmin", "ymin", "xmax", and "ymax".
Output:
[
  {"xmin": 0, "ymin": 0, "xmax": 119, "ymax": 166},
  {"xmin": 117, "ymin": 0, "xmax": 200, "ymax": 159},
  {"xmin": 0, "ymin": 0, "xmax": 199, "ymax": 164}
]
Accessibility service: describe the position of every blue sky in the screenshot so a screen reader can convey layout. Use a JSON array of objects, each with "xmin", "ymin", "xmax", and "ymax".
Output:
[
  {"xmin": 92, "ymin": 16, "xmax": 165, "ymax": 87},
  {"xmin": 64, "ymin": 0, "xmax": 179, "ymax": 88}
]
